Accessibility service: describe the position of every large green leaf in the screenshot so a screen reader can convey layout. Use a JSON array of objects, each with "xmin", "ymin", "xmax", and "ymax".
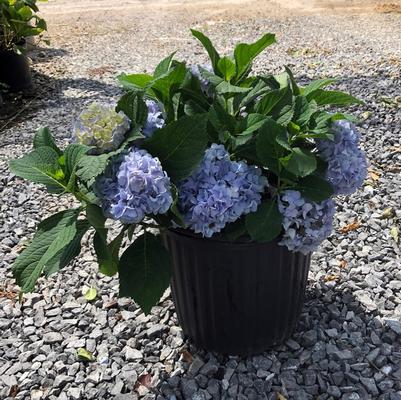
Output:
[
  {"xmin": 12, "ymin": 209, "xmax": 82, "ymax": 292},
  {"xmin": 9, "ymin": 146, "xmax": 66, "ymax": 193},
  {"xmin": 217, "ymin": 56, "xmax": 236, "ymax": 81},
  {"xmin": 44, "ymin": 220, "xmax": 90, "ymax": 276},
  {"xmin": 116, "ymin": 90, "xmax": 148, "ymax": 126},
  {"xmin": 246, "ymin": 199, "xmax": 283, "ymax": 242},
  {"xmin": 86, "ymin": 204, "xmax": 123, "ymax": 276},
  {"xmin": 256, "ymin": 87, "xmax": 287, "ymax": 115},
  {"xmin": 256, "ymin": 118, "xmax": 288, "ymax": 174},
  {"xmin": 204, "ymin": 72, "xmax": 251, "ymax": 95},
  {"xmin": 237, "ymin": 113, "xmax": 268, "ymax": 135},
  {"xmin": 154, "ymin": 51, "xmax": 176, "ymax": 78},
  {"xmin": 64, "ymin": 144, "xmax": 90, "ymax": 192},
  {"xmin": 76, "ymin": 153, "xmax": 111, "ymax": 184},
  {"xmin": 294, "ymin": 175, "xmax": 334, "ymax": 202},
  {"xmin": 302, "ymin": 78, "xmax": 336, "ymax": 96},
  {"xmin": 284, "ymin": 66, "xmax": 300, "ymax": 96},
  {"xmin": 142, "ymin": 114, "xmax": 208, "ymax": 182},
  {"xmin": 306, "ymin": 89, "xmax": 363, "ymax": 106},
  {"xmin": 33, "ymin": 127, "xmax": 62, "ymax": 156},
  {"xmin": 280, "ymin": 147, "xmax": 317, "ymax": 177},
  {"xmin": 151, "ymin": 62, "xmax": 187, "ymax": 106},
  {"xmin": 119, "ymin": 233, "xmax": 172, "ymax": 314},
  {"xmin": 234, "ymin": 33, "xmax": 275, "ymax": 82},
  {"xmin": 117, "ymin": 73, "xmax": 154, "ymax": 91},
  {"xmin": 293, "ymin": 96, "xmax": 318, "ymax": 126},
  {"xmin": 191, "ymin": 29, "xmax": 221, "ymax": 73}
]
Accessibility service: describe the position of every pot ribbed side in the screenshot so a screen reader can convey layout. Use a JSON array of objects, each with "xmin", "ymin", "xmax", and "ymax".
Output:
[{"xmin": 165, "ymin": 229, "xmax": 311, "ymax": 356}]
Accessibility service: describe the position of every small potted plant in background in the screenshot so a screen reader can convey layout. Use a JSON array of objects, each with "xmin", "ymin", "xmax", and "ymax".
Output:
[
  {"xmin": 9, "ymin": 30, "xmax": 367, "ymax": 355},
  {"xmin": 0, "ymin": 0, "xmax": 47, "ymax": 90}
]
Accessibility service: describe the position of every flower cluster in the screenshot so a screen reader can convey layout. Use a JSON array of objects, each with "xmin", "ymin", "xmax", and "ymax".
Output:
[
  {"xmin": 189, "ymin": 64, "xmax": 213, "ymax": 94},
  {"xmin": 73, "ymin": 103, "xmax": 131, "ymax": 153},
  {"xmin": 316, "ymin": 120, "xmax": 367, "ymax": 195},
  {"xmin": 178, "ymin": 144, "xmax": 268, "ymax": 237},
  {"xmin": 278, "ymin": 190, "xmax": 335, "ymax": 254},
  {"xmin": 143, "ymin": 100, "xmax": 165, "ymax": 137},
  {"xmin": 95, "ymin": 148, "xmax": 173, "ymax": 224}
]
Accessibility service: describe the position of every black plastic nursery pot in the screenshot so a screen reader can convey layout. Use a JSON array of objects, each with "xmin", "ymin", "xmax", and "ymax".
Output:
[
  {"xmin": 164, "ymin": 229, "xmax": 311, "ymax": 356},
  {"xmin": 0, "ymin": 49, "xmax": 32, "ymax": 91}
]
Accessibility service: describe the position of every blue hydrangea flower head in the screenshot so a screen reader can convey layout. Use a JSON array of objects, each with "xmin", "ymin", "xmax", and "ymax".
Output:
[
  {"xmin": 95, "ymin": 148, "xmax": 173, "ymax": 224},
  {"xmin": 143, "ymin": 100, "xmax": 165, "ymax": 138},
  {"xmin": 73, "ymin": 102, "xmax": 131, "ymax": 153},
  {"xmin": 316, "ymin": 120, "xmax": 367, "ymax": 195},
  {"xmin": 189, "ymin": 64, "xmax": 213, "ymax": 94},
  {"xmin": 278, "ymin": 190, "xmax": 335, "ymax": 254},
  {"xmin": 178, "ymin": 144, "xmax": 268, "ymax": 237}
]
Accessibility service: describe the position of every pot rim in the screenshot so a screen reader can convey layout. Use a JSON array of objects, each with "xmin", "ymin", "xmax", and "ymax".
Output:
[{"xmin": 167, "ymin": 227, "xmax": 283, "ymax": 248}]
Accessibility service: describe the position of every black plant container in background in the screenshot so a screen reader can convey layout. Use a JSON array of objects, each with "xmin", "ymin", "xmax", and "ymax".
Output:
[
  {"xmin": 164, "ymin": 229, "xmax": 311, "ymax": 356},
  {"xmin": 0, "ymin": 50, "xmax": 32, "ymax": 91}
]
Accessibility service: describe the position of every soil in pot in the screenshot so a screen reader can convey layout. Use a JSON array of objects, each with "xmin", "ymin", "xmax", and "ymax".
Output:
[
  {"xmin": 0, "ymin": 49, "xmax": 32, "ymax": 91},
  {"xmin": 164, "ymin": 229, "xmax": 311, "ymax": 356}
]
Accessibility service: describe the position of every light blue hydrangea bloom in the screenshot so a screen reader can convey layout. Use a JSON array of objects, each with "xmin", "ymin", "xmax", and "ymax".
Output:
[
  {"xmin": 278, "ymin": 190, "xmax": 335, "ymax": 254},
  {"xmin": 316, "ymin": 120, "xmax": 367, "ymax": 195},
  {"xmin": 143, "ymin": 100, "xmax": 165, "ymax": 137},
  {"xmin": 178, "ymin": 144, "xmax": 268, "ymax": 237},
  {"xmin": 73, "ymin": 102, "xmax": 130, "ymax": 153},
  {"xmin": 189, "ymin": 64, "xmax": 213, "ymax": 94},
  {"xmin": 95, "ymin": 148, "xmax": 173, "ymax": 224}
]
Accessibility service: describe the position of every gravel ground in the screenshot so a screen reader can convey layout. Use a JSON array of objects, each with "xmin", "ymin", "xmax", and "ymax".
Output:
[{"xmin": 1, "ymin": 1, "xmax": 401, "ymax": 399}]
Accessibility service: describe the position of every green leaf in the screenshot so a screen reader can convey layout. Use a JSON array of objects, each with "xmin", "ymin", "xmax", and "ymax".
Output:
[
  {"xmin": 302, "ymin": 78, "xmax": 336, "ymax": 96},
  {"xmin": 191, "ymin": 29, "xmax": 221, "ymax": 73},
  {"xmin": 256, "ymin": 118, "xmax": 288, "ymax": 174},
  {"xmin": 280, "ymin": 147, "xmax": 317, "ymax": 177},
  {"xmin": 246, "ymin": 199, "xmax": 283, "ymax": 242},
  {"xmin": 64, "ymin": 144, "xmax": 90, "ymax": 192},
  {"xmin": 284, "ymin": 66, "xmax": 300, "ymax": 96},
  {"xmin": 154, "ymin": 51, "xmax": 176, "ymax": 78},
  {"xmin": 76, "ymin": 153, "xmax": 111, "ymax": 183},
  {"xmin": 234, "ymin": 33, "xmax": 276, "ymax": 82},
  {"xmin": 12, "ymin": 209, "xmax": 81, "ymax": 293},
  {"xmin": 33, "ymin": 127, "xmax": 62, "ymax": 156},
  {"xmin": 86, "ymin": 204, "xmax": 123, "ymax": 277},
  {"xmin": 142, "ymin": 114, "xmax": 208, "ymax": 182},
  {"xmin": 116, "ymin": 91, "xmax": 148, "ymax": 126},
  {"xmin": 84, "ymin": 287, "xmax": 97, "ymax": 301},
  {"xmin": 306, "ymin": 89, "xmax": 364, "ymax": 106},
  {"xmin": 117, "ymin": 73, "xmax": 154, "ymax": 91},
  {"xmin": 217, "ymin": 56, "xmax": 236, "ymax": 81},
  {"xmin": 151, "ymin": 62, "xmax": 187, "ymax": 106},
  {"xmin": 294, "ymin": 175, "xmax": 334, "ymax": 202},
  {"xmin": 293, "ymin": 96, "xmax": 318, "ymax": 126},
  {"xmin": 43, "ymin": 219, "xmax": 90, "ymax": 276},
  {"xmin": 77, "ymin": 348, "xmax": 95, "ymax": 362},
  {"xmin": 237, "ymin": 113, "xmax": 268, "ymax": 136},
  {"xmin": 204, "ymin": 72, "xmax": 251, "ymax": 95},
  {"xmin": 9, "ymin": 147, "xmax": 66, "ymax": 193},
  {"xmin": 119, "ymin": 233, "xmax": 172, "ymax": 314}
]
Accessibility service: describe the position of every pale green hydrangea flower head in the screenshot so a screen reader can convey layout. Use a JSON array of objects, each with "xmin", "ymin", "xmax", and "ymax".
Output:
[{"xmin": 73, "ymin": 102, "xmax": 131, "ymax": 153}]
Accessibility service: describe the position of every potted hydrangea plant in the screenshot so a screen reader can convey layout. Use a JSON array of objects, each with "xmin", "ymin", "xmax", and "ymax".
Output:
[
  {"xmin": 9, "ymin": 30, "xmax": 367, "ymax": 355},
  {"xmin": 0, "ymin": 0, "xmax": 47, "ymax": 90}
]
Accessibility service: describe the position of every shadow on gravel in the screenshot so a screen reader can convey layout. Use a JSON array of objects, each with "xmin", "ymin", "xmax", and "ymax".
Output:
[
  {"xmin": 0, "ymin": 69, "xmax": 118, "ymax": 142},
  {"xmin": 154, "ymin": 279, "xmax": 401, "ymax": 400}
]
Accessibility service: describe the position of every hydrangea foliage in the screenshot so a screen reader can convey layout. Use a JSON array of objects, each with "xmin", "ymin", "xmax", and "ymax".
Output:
[
  {"xmin": 73, "ymin": 102, "xmax": 131, "ymax": 153},
  {"xmin": 316, "ymin": 120, "xmax": 367, "ymax": 195},
  {"xmin": 278, "ymin": 190, "xmax": 336, "ymax": 254},
  {"xmin": 178, "ymin": 144, "xmax": 267, "ymax": 237},
  {"xmin": 95, "ymin": 148, "xmax": 173, "ymax": 224}
]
